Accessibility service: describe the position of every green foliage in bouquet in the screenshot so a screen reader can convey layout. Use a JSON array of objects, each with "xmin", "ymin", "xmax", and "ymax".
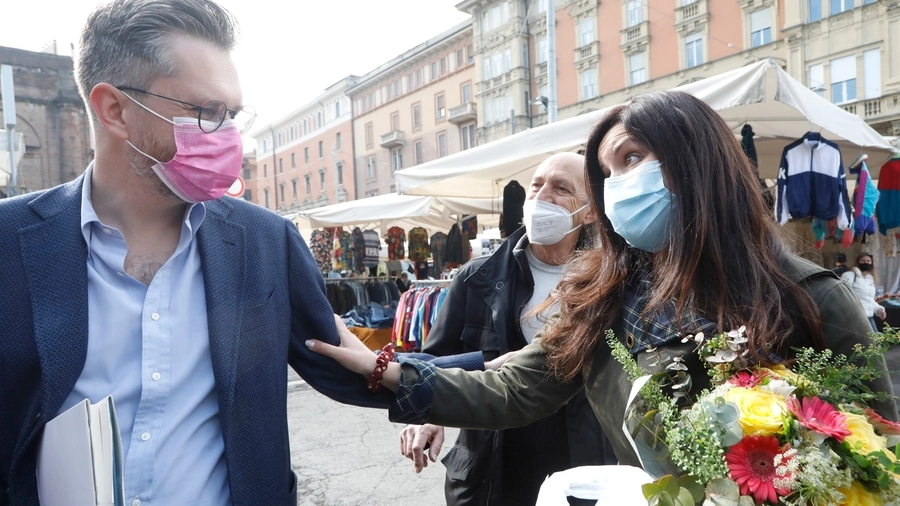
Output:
[{"xmin": 610, "ymin": 324, "xmax": 900, "ymax": 506}]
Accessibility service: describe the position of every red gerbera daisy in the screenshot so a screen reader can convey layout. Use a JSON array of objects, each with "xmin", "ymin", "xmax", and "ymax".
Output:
[
  {"xmin": 787, "ymin": 396, "xmax": 851, "ymax": 442},
  {"xmin": 725, "ymin": 435, "xmax": 790, "ymax": 504},
  {"xmin": 865, "ymin": 407, "xmax": 900, "ymax": 436},
  {"xmin": 729, "ymin": 370, "xmax": 763, "ymax": 388}
]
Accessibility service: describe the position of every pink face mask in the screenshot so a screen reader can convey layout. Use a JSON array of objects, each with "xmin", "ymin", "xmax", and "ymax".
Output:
[{"xmin": 125, "ymin": 97, "xmax": 243, "ymax": 203}]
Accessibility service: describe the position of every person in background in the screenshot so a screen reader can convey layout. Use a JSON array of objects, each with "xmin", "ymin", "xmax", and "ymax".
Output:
[
  {"xmin": 832, "ymin": 252, "xmax": 849, "ymax": 277},
  {"xmin": 395, "ymin": 271, "xmax": 411, "ymax": 293},
  {"xmin": 842, "ymin": 251, "xmax": 886, "ymax": 331},
  {"xmin": 0, "ymin": 1, "xmax": 393, "ymax": 504},
  {"xmin": 307, "ymin": 90, "xmax": 897, "ymax": 484},
  {"xmin": 399, "ymin": 153, "xmax": 617, "ymax": 506}
]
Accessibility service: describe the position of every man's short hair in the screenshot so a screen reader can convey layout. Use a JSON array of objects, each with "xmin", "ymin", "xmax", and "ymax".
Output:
[
  {"xmin": 835, "ymin": 252, "xmax": 847, "ymax": 264},
  {"xmin": 75, "ymin": 0, "xmax": 238, "ymax": 117}
]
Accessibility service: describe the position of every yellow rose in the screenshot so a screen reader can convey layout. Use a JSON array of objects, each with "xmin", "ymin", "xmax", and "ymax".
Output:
[
  {"xmin": 838, "ymin": 480, "xmax": 883, "ymax": 506},
  {"xmin": 724, "ymin": 387, "xmax": 785, "ymax": 435},
  {"xmin": 844, "ymin": 412, "xmax": 888, "ymax": 455},
  {"xmin": 767, "ymin": 364, "xmax": 800, "ymax": 383}
]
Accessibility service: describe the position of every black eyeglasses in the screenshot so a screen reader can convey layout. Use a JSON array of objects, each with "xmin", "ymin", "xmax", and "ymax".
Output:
[{"xmin": 118, "ymin": 86, "xmax": 256, "ymax": 134}]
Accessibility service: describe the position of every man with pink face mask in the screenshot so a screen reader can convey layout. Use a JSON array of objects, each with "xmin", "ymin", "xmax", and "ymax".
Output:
[
  {"xmin": 399, "ymin": 153, "xmax": 617, "ymax": 506},
  {"xmin": 0, "ymin": 1, "xmax": 394, "ymax": 504}
]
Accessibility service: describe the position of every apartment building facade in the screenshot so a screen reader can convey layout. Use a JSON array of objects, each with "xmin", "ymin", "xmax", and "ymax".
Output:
[
  {"xmin": 348, "ymin": 20, "xmax": 477, "ymax": 198},
  {"xmin": 250, "ymin": 77, "xmax": 356, "ymax": 213},
  {"xmin": 458, "ymin": 0, "xmax": 898, "ymax": 141}
]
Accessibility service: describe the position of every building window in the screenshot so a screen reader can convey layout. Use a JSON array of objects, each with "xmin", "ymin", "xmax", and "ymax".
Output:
[
  {"xmin": 750, "ymin": 9, "xmax": 772, "ymax": 48},
  {"xmin": 291, "ymin": 153, "xmax": 296, "ymax": 168},
  {"xmin": 809, "ymin": 0, "xmax": 822, "ymax": 21},
  {"xmin": 538, "ymin": 0, "xmax": 547, "ymax": 13},
  {"xmin": 335, "ymin": 101, "xmax": 341, "ymax": 117},
  {"xmin": 580, "ymin": 70, "xmax": 598, "ymax": 100},
  {"xmin": 457, "ymin": 48, "xmax": 465, "ymax": 68},
  {"xmin": 579, "ymin": 19, "xmax": 595, "ymax": 47},
  {"xmin": 318, "ymin": 141, "xmax": 324, "ymax": 159},
  {"xmin": 461, "ymin": 123, "xmax": 476, "ymax": 151},
  {"xmin": 492, "ymin": 52, "xmax": 503, "ymax": 78},
  {"xmin": 415, "ymin": 68, "xmax": 423, "ymax": 87},
  {"xmin": 319, "ymin": 170, "xmax": 325, "ymax": 191},
  {"xmin": 437, "ymin": 132, "xmax": 447, "ymax": 158},
  {"xmin": 289, "ymin": 126, "xmax": 295, "ymax": 141},
  {"xmin": 462, "ymin": 83, "xmax": 472, "ymax": 103},
  {"xmin": 486, "ymin": 99, "xmax": 494, "ymax": 125},
  {"xmin": 365, "ymin": 123, "xmax": 374, "ymax": 149},
  {"xmin": 436, "ymin": 93, "xmax": 446, "ymax": 121},
  {"xmin": 264, "ymin": 188, "xmax": 269, "ymax": 208},
  {"xmin": 412, "ymin": 103, "xmax": 422, "ymax": 130},
  {"xmin": 243, "ymin": 189, "xmax": 252, "ymax": 201},
  {"xmin": 685, "ymin": 32, "xmax": 703, "ymax": 68},
  {"xmin": 263, "ymin": 164, "xmax": 267, "ymax": 178},
  {"xmin": 627, "ymin": 1, "xmax": 642, "ymax": 27},
  {"xmin": 337, "ymin": 162, "xmax": 344, "ymax": 185},
  {"xmin": 504, "ymin": 48, "xmax": 512, "ymax": 72},
  {"xmin": 302, "ymin": 119, "xmax": 308, "ymax": 135},
  {"xmin": 317, "ymin": 111, "xmax": 323, "ymax": 128},
  {"xmin": 391, "ymin": 112, "xmax": 400, "ymax": 131},
  {"xmin": 630, "ymin": 52, "xmax": 647, "ymax": 85},
  {"xmin": 537, "ymin": 37, "xmax": 548, "ymax": 64},
  {"xmin": 864, "ymin": 49, "xmax": 881, "ymax": 99},
  {"xmin": 304, "ymin": 147, "xmax": 309, "ymax": 164},
  {"xmin": 440, "ymin": 57, "xmax": 447, "ymax": 76},
  {"xmin": 830, "ymin": 0, "xmax": 854, "ymax": 15},
  {"xmin": 484, "ymin": 56, "xmax": 493, "ymax": 80},
  {"xmin": 305, "ymin": 175, "xmax": 311, "ymax": 195},
  {"xmin": 242, "ymin": 168, "xmax": 250, "ymax": 180},
  {"xmin": 366, "ymin": 156, "xmax": 376, "ymax": 179},
  {"xmin": 414, "ymin": 140, "xmax": 423, "ymax": 165},
  {"xmin": 292, "ymin": 179, "xmax": 298, "ymax": 199},
  {"xmin": 391, "ymin": 147, "xmax": 403, "ymax": 172},
  {"xmin": 279, "ymin": 158, "xmax": 283, "ymax": 173},
  {"xmin": 808, "ymin": 63, "xmax": 825, "ymax": 96},
  {"xmin": 336, "ymin": 132, "xmax": 342, "ymax": 151},
  {"xmin": 431, "ymin": 61, "xmax": 438, "ymax": 81},
  {"xmin": 830, "ymin": 55, "xmax": 857, "ymax": 104},
  {"xmin": 466, "ymin": 43, "xmax": 474, "ymax": 64},
  {"xmin": 280, "ymin": 184, "xmax": 285, "ymax": 204},
  {"xmin": 365, "ymin": 189, "xmax": 379, "ymax": 198}
]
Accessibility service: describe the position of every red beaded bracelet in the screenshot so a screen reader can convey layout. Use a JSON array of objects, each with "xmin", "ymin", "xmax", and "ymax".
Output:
[{"xmin": 367, "ymin": 343, "xmax": 396, "ymax": 392}]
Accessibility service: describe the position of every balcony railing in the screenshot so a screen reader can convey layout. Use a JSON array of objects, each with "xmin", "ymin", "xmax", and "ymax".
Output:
[
  {"xmin": 379, "ymin": 130, "xmax": 405, "ymax": 149},
  {"xmin": 620, "ymin": 21, "xmax": 649, "ymax": 48},
  {"xmin": 448, "ymin": 102, "xmax": 477, "ymax": 124},
  {"xmin": 678, "ymin": 2, "xmax": 699, "ymax": 22},
  {"xmin": 574, "ymin": 41, "xmax": 600, "ymax": 64},
  {"xmin": 536, "ymin": 62, "xmax": 548, "ymax": 76}
]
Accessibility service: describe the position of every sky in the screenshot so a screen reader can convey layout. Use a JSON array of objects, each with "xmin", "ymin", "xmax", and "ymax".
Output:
[{"xmin": 0, "ymin": 0, "xmax": 471, "ymax": 150}]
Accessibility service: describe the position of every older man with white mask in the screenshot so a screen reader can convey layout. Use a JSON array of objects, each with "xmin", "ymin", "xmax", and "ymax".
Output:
[{"xmin": 399, "ymin": 152, "xmax": 616, "ymax": 506}]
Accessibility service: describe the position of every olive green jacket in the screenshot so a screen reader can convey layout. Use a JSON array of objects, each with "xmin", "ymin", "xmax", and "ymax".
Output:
[{"xmin": 408, "ymin": 255, "xmax": 898, "ymax": 467}]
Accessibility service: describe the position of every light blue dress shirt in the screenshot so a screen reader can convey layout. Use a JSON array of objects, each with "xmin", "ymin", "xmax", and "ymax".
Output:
[{"xmin": 57, "ymin": 164, "xmax": 231, "ymax": 506}]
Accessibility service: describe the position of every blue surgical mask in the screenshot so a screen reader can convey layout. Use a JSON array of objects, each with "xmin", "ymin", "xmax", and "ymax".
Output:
[{"xmin": 603, "ymin": 160, "xmax": 673, "ymax": 252}]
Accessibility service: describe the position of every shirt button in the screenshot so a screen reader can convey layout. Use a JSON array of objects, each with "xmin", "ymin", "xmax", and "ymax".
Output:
[
  {"xmin": 151, "ymin": 372, "xmax": 161, "ymax": 381},
  {"xmin": 141, "ymin": 432, "xmax": 151, "ymax": 441},
  {"xmin": 132, "ymin": 499, "xmax": 141, "ymax": 506},
  {"xmin": 103, "ymin": 228, "xmax": 112, "ymax": 234},
  {"xmin": 151, "ymin": 312, "xmax": 160, "ymax": 321}
]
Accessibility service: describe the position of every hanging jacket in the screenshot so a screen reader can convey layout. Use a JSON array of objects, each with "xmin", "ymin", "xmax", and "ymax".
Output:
[
  {"xmin": 775, "ymin": 132, "xmax": 852, "ymax": 229},
  {"xmin": 444, "ymin": 223, "xmax": 464, "ymax": 265},
  {"xmin": 849, "ymin": 156, "xmax": 879, "ymax": 236},
  {"xmin": 500, "ymin": 181, "xmax": 526, "ymax": 238},
  {"xmin": 877, "ymin": 157, "xmax": 900, "ymax": 235}
]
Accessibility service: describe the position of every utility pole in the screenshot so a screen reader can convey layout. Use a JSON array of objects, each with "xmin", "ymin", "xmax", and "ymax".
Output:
[
  {"xmin": 268, "ymin": 126, "xmax": 279, "ymax": 211},
  {"xmin": 2, "ymin": 65, "xmax": 18, "ymax": 197},
  {"xmin": 547, "ymin": 0, "xmax": 558, "ymax": 123}
]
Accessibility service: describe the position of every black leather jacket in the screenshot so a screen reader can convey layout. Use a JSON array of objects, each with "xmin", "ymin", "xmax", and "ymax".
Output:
[{"xmin": 423, "ymin": 227, "xmax": 614, "ymax": 506}]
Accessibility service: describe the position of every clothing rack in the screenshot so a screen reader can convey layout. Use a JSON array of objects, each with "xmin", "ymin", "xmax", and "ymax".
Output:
[
  {"xmin": 409, "ymin": 279, "xmax": 452, "ymax": 285},
  {"xmin": 324, "ymin": 276, "xmax": 385, "ymax": 283}
]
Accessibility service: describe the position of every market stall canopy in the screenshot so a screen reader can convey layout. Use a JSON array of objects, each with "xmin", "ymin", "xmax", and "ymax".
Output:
[
  {"xmin": 394, "ymin": 59, "xmax": 894, "ymax": 197},
  {"xmin": 290, "ymin": 193, "xmax": 500, "ymax": 237}
]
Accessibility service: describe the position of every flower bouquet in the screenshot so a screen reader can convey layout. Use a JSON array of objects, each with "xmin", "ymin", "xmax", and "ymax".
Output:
[{"xmin": 611, "ymin": 325, "xmax": 900, "ymax": 506}]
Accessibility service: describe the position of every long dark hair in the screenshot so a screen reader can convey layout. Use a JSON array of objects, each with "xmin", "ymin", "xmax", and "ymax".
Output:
[{"xmin": 541, "ymin": 90, "xmax": 824, "ymax": 381}]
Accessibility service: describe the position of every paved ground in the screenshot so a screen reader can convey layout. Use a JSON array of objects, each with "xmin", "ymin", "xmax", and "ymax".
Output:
[{"xmin": 287, "ymin": 369, "xmax": 458, "ymax": 506}]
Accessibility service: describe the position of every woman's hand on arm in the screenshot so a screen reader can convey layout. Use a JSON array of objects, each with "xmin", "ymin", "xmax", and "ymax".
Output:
[{"xmin": 305, "ymin": 315, "xmax": 402, "ymax": 392}]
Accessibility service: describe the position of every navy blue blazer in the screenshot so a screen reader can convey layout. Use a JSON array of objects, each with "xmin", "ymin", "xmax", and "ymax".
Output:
[{"xmin": 0, "ymin": 176, "xmax": 394, "ymax": 505}]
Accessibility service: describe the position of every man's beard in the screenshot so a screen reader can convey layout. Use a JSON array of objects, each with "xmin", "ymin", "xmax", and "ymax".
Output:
[{"xmin": 127, "ymin": 126, "xmax": 183, "ymax": 204}]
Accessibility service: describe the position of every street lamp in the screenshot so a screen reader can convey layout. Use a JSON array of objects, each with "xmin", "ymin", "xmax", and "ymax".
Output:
[{"xmin": 531, "ymin": 96, "xmax": 549, "ymax": 113}]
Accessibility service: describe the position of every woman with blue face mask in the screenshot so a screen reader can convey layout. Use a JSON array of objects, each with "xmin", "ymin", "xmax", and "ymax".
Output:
[{"xmin": 306, "ymin": 90, "xmax": 898, "ymax": 471}]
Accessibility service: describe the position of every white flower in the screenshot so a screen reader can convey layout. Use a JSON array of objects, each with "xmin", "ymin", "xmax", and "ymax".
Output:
[{"xmin": 761, "ymin": 379, "xmax": 796, "ymax": 399}]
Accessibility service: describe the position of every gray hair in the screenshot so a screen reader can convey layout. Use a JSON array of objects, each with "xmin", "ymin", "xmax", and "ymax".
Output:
[{"xmin": 75, "ymin": 0, "xmax": 239, "ymax": 116}]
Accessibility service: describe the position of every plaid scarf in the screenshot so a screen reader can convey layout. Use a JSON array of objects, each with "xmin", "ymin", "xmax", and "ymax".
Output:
[{"xmin": 621, "ymin": 268, "xmax": 718, "ymax": 354}]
